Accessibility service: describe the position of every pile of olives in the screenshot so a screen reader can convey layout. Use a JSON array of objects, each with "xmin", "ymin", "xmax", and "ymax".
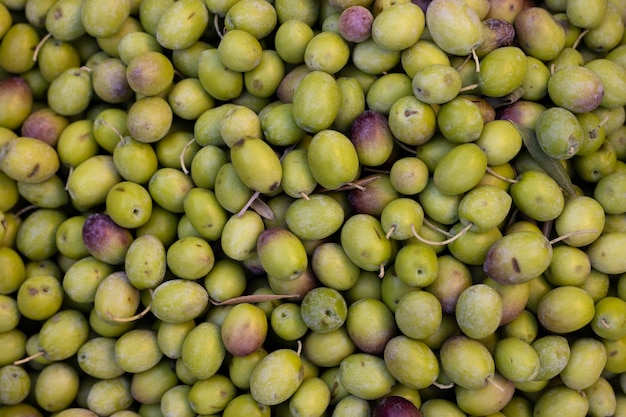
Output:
[{"xmin": 2, "ymin": 0, "xmax": 626, "ymax": 416}]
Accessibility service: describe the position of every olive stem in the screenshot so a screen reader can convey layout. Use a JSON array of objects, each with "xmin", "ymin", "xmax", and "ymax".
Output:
[
  {"xmin": 378, "ymin": 263, "xmax": 385, "ymax": 278},
  {"xmin": 319, "ymin": 176, "xmax": 381, "ymax": 192},
  {"xmin": 32, "ymin": 32, "xmax": 52, "ymax": 62},
  {"xmin": 64, "ymin": 165, "xmax": 74, "ymax": 191},
  {"xmin": 173, "ymin": 69, "xmax": 184, "ymax": 80},
  {"xmin": 590, "ymin": 115, "xmax": 611, "ymax": 139},
  {"xmin": 485, "ymin": 87, "xmax": 526, "ymax": 108},
  {"xmin": 459, "ymin": 83, "xmax": 479, "ymax": 93},
  {"xmin": 411, "ymin": 222, "xmax": 473, "ymax": 246},
  {"xmin": 572, "ymin": 28, "xmax": 590, "ymax": 50},
  {"xmin": 105, "ymin": 303, "xmax": 152, "ymax": 322},
  {"xmin": 485, "ymin": 166, "xmax": 518, "ymax": 183},
  {"xmin": 180, "ymin": 137, "xmax": 197, "ymax": 175},
  {"xmin": 548, "ymin": 229, "xmax": 599, "ymax": 245},
  {"xmin": 210, "ymin": 293, "xmax": 300, "ymax": 305},
  {"xmin": 363, "ymin": 167, "xmax": 391, "ymax": 175},
  {"xmin": 504, "ymin": 208, "xmax": 525, "ymax": 231},
  {"xmin": 280, "ymin": 143, "xmax": 298, "ymax": 161},
  {"xmin": 598, "ymin": 114, "xmax": 611, "ymax": 128},
  {"xmin": 422, "ymin": 217, "xmax": 454, "ymax": 237},
  {"xmin": 385, "ymin": 225, "xmax": 397, "ymax": 240},
  {"xmin": 542, "ymin": 220, "xmax": 553, "ymax": 239},
  {"xmin": 214, "ymin": 13, "xmax": 224, "ymax": 39},
  {"xmin": 486, "ymin": 375, "xmax": 506, "ymax": 393},
  {"xmin": 432, "ymin": 381, "xmax": 455, "ymax": 389},
  {"xmin": 237, "ymin": 191, "xmax": 261, "ymax": 218},
  {"xmin": 345, "ymin": 182, "xmax": 367, "ymax": 191},
  {"xmin": 455, "ymin": 54, "xmax": 471, "ymax": 72},
  {"xmin": 471, "ymin": 48, "xmax": 481, "ymax": 73},
  {"xmin": 14, "ymin": 204, "xmax": 38, "ymax": 217},
  {"xmin": 14, "ymin": 350, "xmax": 45, "ymax": 365},
  {"xmin": 99, "ymin": 118, "xmax": 126, "ymax": 145},
  {"xmin": 393, "ymin": 139, "xmax": 417, "ymax": 155}
]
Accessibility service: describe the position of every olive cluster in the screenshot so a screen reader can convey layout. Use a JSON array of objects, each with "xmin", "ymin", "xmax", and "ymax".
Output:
[{"xmin": 1, "ymin": 0, "xmax": 626, "ymax": 416}]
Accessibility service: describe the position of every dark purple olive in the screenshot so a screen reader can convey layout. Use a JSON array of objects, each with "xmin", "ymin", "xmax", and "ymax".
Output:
[
  {"xmin": 82, "ymin": 213, "xmax": 133, "ymax": 265},
  {"xmin": 412, "ymin": 0, "xmax": 431, "ymax": 13},
  {"xmin": 373, "ymin": 396, "xmax": 422, "ymax": 417}
]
